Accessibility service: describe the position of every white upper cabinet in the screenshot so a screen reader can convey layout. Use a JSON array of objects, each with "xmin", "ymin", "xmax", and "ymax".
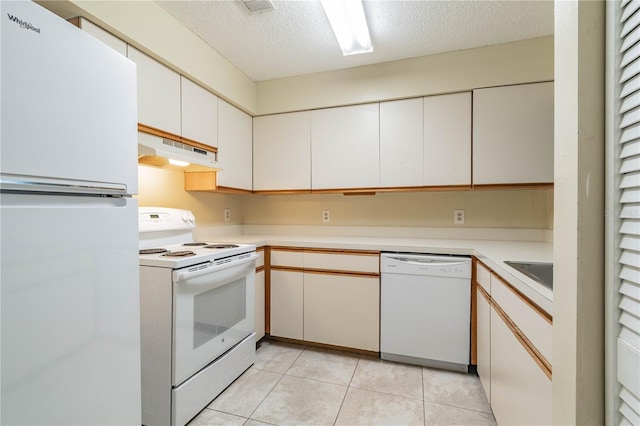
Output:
[
  {"xmin": 424, "ymin": 92, "xmax": 471, "ymax": 186},
  {"xmin": 75, "ymin": 18, "xmax": 126, "ymax": 56},
  {"xmin": 253, "ymin": 112, "xmax": 311, "ymax": 191},
  {"xmin": 217, "ymin": 100, "xmax": 253, "ymax": 190},
  {"xmin": 473, "ymin": 82, "xmax": 554, "ymax": 185},
  {"xmin": 180, "ymin": 76, "xmax": 218, "ymax": 149},
  {"xmin": 127, "ymin": 46, "xmax": 181, "ymax": 135},
  {"xmin": 311, "ymin": 103, "xmax": 380, "ymax": 190},
  {"xmin": 380, "ymin": 98, "xmax": 424, "ymax": 187}
]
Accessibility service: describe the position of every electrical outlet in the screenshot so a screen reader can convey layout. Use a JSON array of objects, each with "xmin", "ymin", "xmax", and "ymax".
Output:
[
  {"xmin": 322, "ymin": 210, "xmax": 331, "ymax": 223},
  {"xmin": 224, "ymin": 208, "xmax": 231, "ymax": 222},
  {"xmin": 454, "ymin": 209, "xmax": 465, "ymax": 225}
]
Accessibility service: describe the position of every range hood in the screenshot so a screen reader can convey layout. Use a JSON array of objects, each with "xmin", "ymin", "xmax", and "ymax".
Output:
[{"xmin": 137, "ymin": 131, "xmax": 222, "ymax": 172}]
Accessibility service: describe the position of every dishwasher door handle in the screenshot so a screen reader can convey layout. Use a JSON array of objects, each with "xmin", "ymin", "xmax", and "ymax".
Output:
[{"xmin": 385, "ymin": 256, "xmax": 469, "ymax": 267}]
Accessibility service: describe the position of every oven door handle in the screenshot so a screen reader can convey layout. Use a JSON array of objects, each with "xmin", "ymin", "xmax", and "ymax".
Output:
[{"xmin": 174, "ymin": 253, "xmax": 259, "ymax": 282}]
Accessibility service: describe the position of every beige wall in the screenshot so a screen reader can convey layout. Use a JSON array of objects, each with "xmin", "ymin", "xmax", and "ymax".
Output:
[
  {"xmin": 256, "ymin": 36, "xmax": 553, "ymax": 115},
  {"xmin": 244, "ymin": 190, "xmax": 553, "ymax": 229},
  {"xmin": 553, "ymin": 1, "xmax": 605, "ymax": 424},
  {"xmin": 139, "ymin": 166, "xmax": 553, "ymax": 230},
  {"xmin": 137, "ymin": 166, "xmax": 244, "ymax": 227}
]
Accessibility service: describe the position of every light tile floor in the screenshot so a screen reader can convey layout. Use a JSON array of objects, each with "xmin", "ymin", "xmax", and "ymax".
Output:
[{"xmin": 188, "ymin": 340, "xmax": 497, "ymax": 426}]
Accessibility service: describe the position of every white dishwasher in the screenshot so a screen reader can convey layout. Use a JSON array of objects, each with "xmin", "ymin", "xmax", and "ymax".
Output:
[{"xmin": 380, "ymin": 253, "xmax": 472, "ymax": 372}]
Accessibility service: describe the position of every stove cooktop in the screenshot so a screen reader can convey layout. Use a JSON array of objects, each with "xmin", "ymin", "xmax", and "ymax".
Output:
[{"xmin": 139, "ymin": 242, "xmax": 254, "ymax": 269}]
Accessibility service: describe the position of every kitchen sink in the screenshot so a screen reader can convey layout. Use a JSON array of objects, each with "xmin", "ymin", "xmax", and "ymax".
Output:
[{"xmin": 504, "ymin": 261, "xmax": 553, "ymax": 291}]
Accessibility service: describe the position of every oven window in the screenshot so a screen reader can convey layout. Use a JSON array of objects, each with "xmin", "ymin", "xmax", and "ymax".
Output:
[{"xmin": 193, "ymin": 277, "xmax": 246, "ymax": 349}]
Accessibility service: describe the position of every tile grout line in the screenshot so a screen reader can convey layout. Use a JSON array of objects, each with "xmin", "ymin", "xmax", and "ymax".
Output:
[
  {"xmin": 332, "ymin": 353, "xmax": 362, "ymax": 426},
  {"xmin": 244, "ymin": 342, "xmax": 307, "ymax": 425}
]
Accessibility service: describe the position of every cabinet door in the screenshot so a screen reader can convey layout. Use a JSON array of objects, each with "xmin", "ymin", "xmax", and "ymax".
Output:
[
  {"xmin": 217, "ymin": 100, "xmax": 253, "ymax": 190},
  {"xmin": 181, "ymin": 77, "xmax": 218, "ymax": 149},
  {"xmin": 311, "ymin": 104, "xmax": 380, "ymax": 190},
  {"xmin": 303, "ymin": 273, "xmax": 380, "ymax": 351},
  {"xmin": 476, "ymin": 287, "xmax": 491, "ymax": 402},
  {"xmin": 380, "ymin": 98, "xmax": 423, "ymax": 187},
  {"xmin": 77, "ymin": 18, "xmax": 126, "ymax": 56},
  {"xmin": 255, "ymin": 269, "xmax": 265, "ymax": 341},
  {"xmin": 490, "ymin": 307, "xmax": 551, "ymax": 425},
  {"xmin": 270, "ymin": 270, "xmax": 303, "ymax": 340},
  {"xmin": 424, "ymin": 92, "xmax": 471, "ymax": 186},
  {"xmin": 253, "ymin": 112, "xmax": 311, "ymax": 191},
  {"xmin": 127, "ymin": 46, "xmax": 181, "ymax": 135},
  {"xmin": 473, "ymin": 82, "xmax": 554, "ymax": 185}
]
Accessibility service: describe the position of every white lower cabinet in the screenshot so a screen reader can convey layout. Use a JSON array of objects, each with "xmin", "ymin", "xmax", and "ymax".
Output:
[
  {"xmin": 303, "ymin": 273, "xmax": 379, "ymax": 352},
  {"xmin": 490, "ymin": 307, "xmax": 552, "ymax": 426},
  {"xmin": 269, "ymin": 248, "xmax": 380, "ymax": 351},
  {"xmin": 474, "ymin": 261, "xmax": 552, "ymax": 426},
  {"xmin": 269, "ymin": 270, "xmax": 304, "ymax": 340}
]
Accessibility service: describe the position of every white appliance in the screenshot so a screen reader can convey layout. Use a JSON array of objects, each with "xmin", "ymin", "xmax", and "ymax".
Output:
[
  {"xmin": 380, "ymin": 253, "xmax": 472, "ymax": 372},
  {"xmin": 1, "ymin": 1, "xmax": 141, "ymax": 425},
  {"xmin": 138, "ymin": 207, "xmax": 257, "ymax": 426}
]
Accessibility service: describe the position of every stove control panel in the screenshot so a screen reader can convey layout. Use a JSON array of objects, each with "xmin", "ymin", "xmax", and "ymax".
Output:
[{"xmin": 139, "ymin": 207, "xmax": 196, "ymax": 233}]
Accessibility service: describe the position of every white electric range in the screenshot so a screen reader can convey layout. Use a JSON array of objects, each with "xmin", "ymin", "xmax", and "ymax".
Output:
[{"xmin": 138, "ymin": 207, "xmax": 257, "ymax": 426}]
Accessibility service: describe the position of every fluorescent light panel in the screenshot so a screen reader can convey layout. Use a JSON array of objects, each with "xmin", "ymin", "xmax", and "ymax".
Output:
[
  {"xmin": 169, "ymin": 158, "xmax": 190, "ymax": 167},
  {"xmin": 321, "ymin": 0, "xmax": 372, "ymax": 56}
]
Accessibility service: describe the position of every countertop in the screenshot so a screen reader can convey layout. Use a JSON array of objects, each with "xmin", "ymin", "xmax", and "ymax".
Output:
[{"xmin": 195, "ymin": 226, "xmax": 553, "ymax": 315}]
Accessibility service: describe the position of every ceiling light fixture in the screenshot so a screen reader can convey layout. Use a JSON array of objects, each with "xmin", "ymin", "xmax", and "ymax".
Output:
[
  {"xmin": 168, "ymin": 158, "xmax": 190, "ymax": 167},
  {"xmin": 320, "ymin": 0, "xmax": 373, "ymax": 56}
]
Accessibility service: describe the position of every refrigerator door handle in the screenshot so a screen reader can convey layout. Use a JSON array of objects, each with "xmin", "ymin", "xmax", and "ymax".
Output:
[{"xmin": 0, "ymin": 174, "xmax": 129, "ymax": 196}]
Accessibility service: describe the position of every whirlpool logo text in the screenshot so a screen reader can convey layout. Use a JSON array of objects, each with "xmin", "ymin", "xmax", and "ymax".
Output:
[{"xmin": 7, "ymin": 13, "xmax": 41, "ymax": 33}]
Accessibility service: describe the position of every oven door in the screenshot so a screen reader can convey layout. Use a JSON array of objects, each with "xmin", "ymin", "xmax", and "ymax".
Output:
[{"xmin": 172, "ymin": 254, "xmax": 257, "ymax": 385}]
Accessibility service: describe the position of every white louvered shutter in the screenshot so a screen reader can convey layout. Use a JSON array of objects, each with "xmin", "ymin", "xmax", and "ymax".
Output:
[{"xmin": 611, "ymin": 0, "xmax": 640, "ymax": 424}]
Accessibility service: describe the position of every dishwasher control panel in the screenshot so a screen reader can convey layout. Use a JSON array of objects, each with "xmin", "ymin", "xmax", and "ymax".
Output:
[{"xmin": 380, "ymin": 253, "xmax": 471, "ymax": 279}]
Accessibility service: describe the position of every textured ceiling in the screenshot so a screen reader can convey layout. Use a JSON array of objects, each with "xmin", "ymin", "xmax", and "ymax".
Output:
[{"xmin": 156, "ymin": 0, "xmax": 554, "ymax": 82}]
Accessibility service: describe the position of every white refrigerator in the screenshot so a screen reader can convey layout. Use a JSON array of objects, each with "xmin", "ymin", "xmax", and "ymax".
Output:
[{"xmin": 1, "ymin": 1, "xmax": 141, "ymax": 424}]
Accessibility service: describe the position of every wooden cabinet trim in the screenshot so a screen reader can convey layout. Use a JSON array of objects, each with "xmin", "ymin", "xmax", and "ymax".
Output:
[
  {"xmin": 138, "ymin": 123, "xmax": 218, "ymax": 154},
  {"xmin": 475, "ymin": 259, "xmax": 552, "ymax": 324},
  {"xmin": 256, "ymin": 265, "xmax": 265, "ymax": 273},
  {"xmin": 184, "ymin": 171, "xmax": 217, "ymax": 192},
  {"xmin": 472, "ymin": 183, "xmax": 554, "ymax": 190},
  {"xmin": 270, "ymin": 247, "xmax": 306, "ymax": 253},
  {"xmin": 253, "ymin": 189, "xmax": 313, "ymax": 195},
  {"xmin": 304, "ymin": 269, "xmax": 379, "ymax": 278},
  {"xmin": 264, "ymin": 247, "xmax": 271, "ymax": 334},
  {"xmin": 271, "ymin": 265, "xmax": 304, "ymax": 273},
  {"xmin": 477, "ymin": 281, "xmax": 552, "ymax": 380},
  {"xmin": 471, "ymin": 260, "xmax": 478, "ymax": 365},
  {"xmin": 215, "ymin": 186, "xmax": 253, "ymax": 194},
  {"xmin": 270, "ymin": 265, "xmax": 379, "ymax": 278},
  {"xmin": 248, "ymin": 185, "xmax": 552, "ymax": 195},
  {"xmin": 268, "ymin": 335, "xmax": 379, "ymax": 357},
  {"xmin": 271, "ymin": 247, "xmax": 380, "ymax": 256}
]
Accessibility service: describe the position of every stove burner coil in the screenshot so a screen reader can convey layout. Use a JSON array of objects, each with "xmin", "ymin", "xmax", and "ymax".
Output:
[
  {"xmin": 182, "ymin": 242, "xmax": 208, "ymax": 247},
  {"xmin": 162, "ymin": 250, "xmax": 196, "ymax": 257},
  {"xmin": 205, "ymin": 244, "xmax": 240, "ymax": 249},
  {"xmin": 139, "ymin": 248, "xmax": 169, "ymax": 255}
]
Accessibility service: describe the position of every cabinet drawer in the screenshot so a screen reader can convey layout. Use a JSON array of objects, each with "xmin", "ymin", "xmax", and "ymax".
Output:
[
  {"xmin": 491, "ymin": 275, "xmax": 552, "ymax": 363},
  {"xmin": 304, "ymin": 251, "xmax": 379, "ymax": 273},
  {"xmin": 270, "ymin": 249, "xmax": 304, "ymax": 268},
  {"xmin": 476, "ymin": 262, "xmax": 491, "ymax": 294}
]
